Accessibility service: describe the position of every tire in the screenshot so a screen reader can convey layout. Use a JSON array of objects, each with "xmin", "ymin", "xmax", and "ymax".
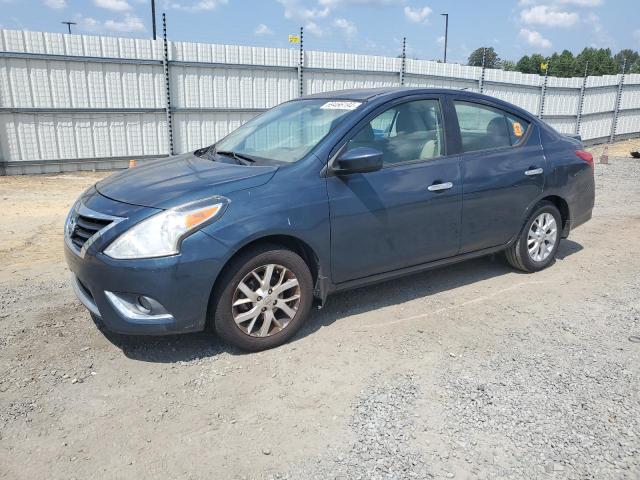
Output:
[
  {"xmin": 211, "ymin": 244, "xmax": 314, "ymax": 352},
  {"xmin": 505, "ymin": 201, "xmax": 562, "ymax": 273}
]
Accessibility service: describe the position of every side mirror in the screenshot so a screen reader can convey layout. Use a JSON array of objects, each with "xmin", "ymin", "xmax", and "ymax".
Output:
[{"xmin": 333, "ymin": 147, "xmax": 383, "ymax": 175}]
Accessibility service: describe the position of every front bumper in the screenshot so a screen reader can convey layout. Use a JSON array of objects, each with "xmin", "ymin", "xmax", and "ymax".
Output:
[
  {"xmin": 64, "ymin": 192, "xmax": 230, "ymax": 335},
  {"xmin": 65, "ymin": 233, "xmax": 226, "ymax": 335}
]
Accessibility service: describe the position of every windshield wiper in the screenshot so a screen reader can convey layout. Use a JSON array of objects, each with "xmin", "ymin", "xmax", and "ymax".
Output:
[
  {"xmin": 194, "ymin": 144, "xmax": 215, "ymax": 158},
  {"xmin": 215, "ymin": 150, "xmax": 257, "ymax": 165}
]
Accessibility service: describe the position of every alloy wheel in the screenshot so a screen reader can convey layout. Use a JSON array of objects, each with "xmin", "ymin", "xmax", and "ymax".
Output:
[
  {"xmin": 527, "ymin": 212, "xmax": 557, "ymax": 262},
  {"xmin": 231, "ymin": 264, "xmax": 301, "ymax": 337}
]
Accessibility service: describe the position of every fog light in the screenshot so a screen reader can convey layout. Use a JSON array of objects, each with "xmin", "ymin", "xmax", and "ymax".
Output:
[
  {"xmin": 104, "ymin": 291, "xmax": 173, "ymax": 322},
  {"xmin": 137, "ymin": 295, "xmax": 153, "ymax": 314}
]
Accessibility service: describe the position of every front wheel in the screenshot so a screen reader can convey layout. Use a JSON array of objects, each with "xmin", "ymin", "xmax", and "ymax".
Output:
[
  {"xmin": 211, "ymin": 245, "xmax": 313, "ymax": 351},
  {"xmin": 505, "ymin": 201, "xmax": 562, "ymax": 272}
]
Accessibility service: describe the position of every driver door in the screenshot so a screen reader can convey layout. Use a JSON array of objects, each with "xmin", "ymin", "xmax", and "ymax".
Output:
[{"xmin": 327, "ymin": 97, "xmax": 462, "ymax": 284}]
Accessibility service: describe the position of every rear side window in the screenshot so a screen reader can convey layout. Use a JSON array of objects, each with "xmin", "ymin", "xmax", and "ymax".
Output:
[{"xmin": 454, "ymin": 101, "xmax": 530, "ymax": 153}]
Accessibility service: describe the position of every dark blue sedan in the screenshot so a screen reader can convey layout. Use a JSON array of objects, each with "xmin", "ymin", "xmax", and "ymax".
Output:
[{"xmin": 64, "ymin": 88, "xmax": 595, "ymax": 351}]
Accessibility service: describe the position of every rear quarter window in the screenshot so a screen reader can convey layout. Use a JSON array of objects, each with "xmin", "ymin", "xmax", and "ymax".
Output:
[{"xmin": 505, "ymin": 113, "xmax": 530, "ymax": 146}]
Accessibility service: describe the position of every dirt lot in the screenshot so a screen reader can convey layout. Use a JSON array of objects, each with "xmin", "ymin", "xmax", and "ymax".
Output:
[{"xmin": 1, "ymin": 147, "xmax": 639, "ymax": 479}]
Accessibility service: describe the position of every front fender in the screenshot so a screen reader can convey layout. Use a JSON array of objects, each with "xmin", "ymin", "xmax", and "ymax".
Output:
[{"xmin": 200, "ymin": 166, "xmax": 332, "ymax": 295}]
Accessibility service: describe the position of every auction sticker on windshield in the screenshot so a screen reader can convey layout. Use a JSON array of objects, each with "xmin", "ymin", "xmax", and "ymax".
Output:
[{"xmin": 320, "ymin": 101, "xmax": 362, "ymax": 110}]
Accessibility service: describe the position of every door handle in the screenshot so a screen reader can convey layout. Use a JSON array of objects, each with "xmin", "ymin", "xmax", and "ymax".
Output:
[
  {"xmin": 427, "ymin": 181, "xmax": 454, "ymax": 192},
  {"xmin": 524, "ymin": 167, "xmax": 544, "ymax": 176}
]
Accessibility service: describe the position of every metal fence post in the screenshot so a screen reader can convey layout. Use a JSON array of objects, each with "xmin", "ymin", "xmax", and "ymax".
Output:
[
  {"xmin": 399, "ymin": 37, "xmax": 406, "ymax": 86},
  {"xmin": 575, "ymin": 61, "xmax": 589, "ymax": 136},
  {"xmin": 478, "ymin": 48, "xmax": 486, "ymax": 93},
  {"xmin": 162, "ymin": 13, "xmax": 174, "ymax": 156},
  {"xmin": 609, "ymin": 58, "xmax": 626, "ymax": 143},
  {"xmin": 538, "ymin": 65, "xmax": 549, "ymax": 119},
  {"xmin": 298, "ymin": 26, "xmax": 304, "ymax": 97}
]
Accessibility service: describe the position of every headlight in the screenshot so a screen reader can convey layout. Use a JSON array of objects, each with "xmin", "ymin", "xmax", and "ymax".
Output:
[{"xmin": 104, "ymin": 196, "xmax": 229, "ymax": 259}]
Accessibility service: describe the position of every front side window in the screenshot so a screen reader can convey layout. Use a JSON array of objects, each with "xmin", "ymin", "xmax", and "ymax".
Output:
[
  {"xmin": 454, "ymin": 101, "xmax": 530, "ymax": 153},
  {"xmin": 215, "ymin": 99, "xmax": 361, "ymax": 163},
  {"xmin": 345, "ymin": 99, "xmax": 444, "ymax": 165}
]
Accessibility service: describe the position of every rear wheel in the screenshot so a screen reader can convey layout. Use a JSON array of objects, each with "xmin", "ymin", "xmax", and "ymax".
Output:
[
  {"xmin": 212, "ymin": 245, "xmax": 313, "ymax": 351},
  {"xmin": 506, "ymin": 201, "xmax": 561, "ymax": 272}
]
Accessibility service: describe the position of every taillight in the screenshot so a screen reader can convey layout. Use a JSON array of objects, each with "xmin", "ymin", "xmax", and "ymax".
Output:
[{"xmin": 576, "ymin": 150, "xmax": 594, "ymax": 168}]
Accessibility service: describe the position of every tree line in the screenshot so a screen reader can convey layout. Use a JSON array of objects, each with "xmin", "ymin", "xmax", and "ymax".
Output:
[{"xmin": 467, "ymin": 47, "xmax": 640, "ymax": 77}]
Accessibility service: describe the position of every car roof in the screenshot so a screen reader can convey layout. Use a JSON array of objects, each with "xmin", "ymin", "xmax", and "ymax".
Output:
[
  {"xmin": 300, "ymin": 87, "xmax": 536, "ymax": 121},
  {"xmin": 302, "ymin": 87, "xmax": 447, "ymax": 101}
]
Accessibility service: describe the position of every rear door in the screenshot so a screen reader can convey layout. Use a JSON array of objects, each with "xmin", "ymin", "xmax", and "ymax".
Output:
[
  {"xmin": 327, "ymin": 96, "xmax": 462, "ymax": 284},
  {"xmin": 450, "ymin": 99, "xmax": 546, "ymax": 253}
]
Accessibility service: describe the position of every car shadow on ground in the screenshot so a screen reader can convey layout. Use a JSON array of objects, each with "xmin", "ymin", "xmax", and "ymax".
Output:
[{"xmin": 101, "ymin": 239, "xmax": 583, "ymax": 363}]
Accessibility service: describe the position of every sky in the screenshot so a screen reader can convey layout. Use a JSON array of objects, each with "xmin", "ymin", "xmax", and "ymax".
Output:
[{"xmin": 0, "ymin": 0, "xmax": 638, "ymax": 64}]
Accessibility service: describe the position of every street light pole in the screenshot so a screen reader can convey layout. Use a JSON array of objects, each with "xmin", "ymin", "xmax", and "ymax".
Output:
[
  {"xmin": 441, "ymin": 13, "xmax": 448, "ymax": 64},
  {"xmin": 61, "ymin": 21, "xmax": 76, "ymax": 34},
  {"xmin": 151, "ymin": 0, "xmax": 157, "ymax": 40}
]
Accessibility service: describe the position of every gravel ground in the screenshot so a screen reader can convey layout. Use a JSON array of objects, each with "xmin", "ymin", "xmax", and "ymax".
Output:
[{"xmin": 1, "ymin": 150, "xmax": 639, "ymax": 479}]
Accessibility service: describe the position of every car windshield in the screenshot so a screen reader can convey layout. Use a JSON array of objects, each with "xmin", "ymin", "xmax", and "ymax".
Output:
[{"xmin": 213, "ymin": 99, "xmax": 362, "ymax": 163}]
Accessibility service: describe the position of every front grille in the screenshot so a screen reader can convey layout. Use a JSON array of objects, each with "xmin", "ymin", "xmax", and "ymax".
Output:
[{"xmin": 69, "ymin": 213, "xmax": 113, "ymax": 251}]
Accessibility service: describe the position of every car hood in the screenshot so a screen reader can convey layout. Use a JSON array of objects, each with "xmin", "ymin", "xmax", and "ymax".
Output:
[{"xmin": 96, "ymin": 152, "xmax": 278, "ymax": 209}]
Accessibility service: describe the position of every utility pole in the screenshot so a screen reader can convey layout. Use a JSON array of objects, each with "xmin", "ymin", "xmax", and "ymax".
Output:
[
  {"xmin": 61, "ymin": 21, "xmax": 76, "ymax": 34},
  {"xmin": 441, "ymin": 13, "xmax": 448, "ymax": 64},
  {"xmin": 151, "ymin": 0, "xmax": 157, "ymax": 40}
]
